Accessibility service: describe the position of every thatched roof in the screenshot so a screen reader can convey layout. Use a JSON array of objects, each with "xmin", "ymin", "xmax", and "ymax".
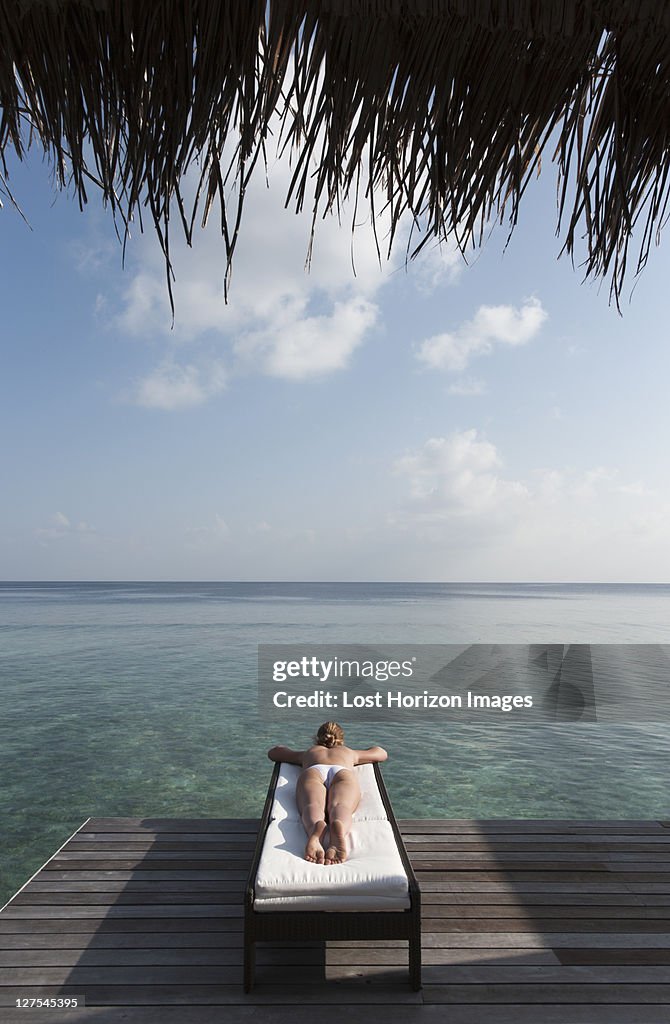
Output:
[{"xmin": 2, "ymin": 1, "xmax": 670, "ymax": 308}]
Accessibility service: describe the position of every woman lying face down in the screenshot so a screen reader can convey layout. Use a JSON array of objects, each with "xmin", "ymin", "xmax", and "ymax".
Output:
[{"xmin": 267, "ymin": 723, "xmax": 388, "ymax": 865}]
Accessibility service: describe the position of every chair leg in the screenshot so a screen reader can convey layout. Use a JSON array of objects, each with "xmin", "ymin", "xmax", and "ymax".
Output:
[
  {"xmin": 409, "ymin": 929, "xmax": 422, "ymax": 991},
  {"xmin": 244, "ymin": 936, "xmax": 255, "ymax": 993}
]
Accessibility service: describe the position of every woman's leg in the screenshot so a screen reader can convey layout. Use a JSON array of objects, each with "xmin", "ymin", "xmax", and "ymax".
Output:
[
  {"xmin": 325, "ymin": 771, "xmax": 361, "ymax": 864},
  {"xmin": 296, "ymin": 770, "xmax": 328, "ymax": 863}
]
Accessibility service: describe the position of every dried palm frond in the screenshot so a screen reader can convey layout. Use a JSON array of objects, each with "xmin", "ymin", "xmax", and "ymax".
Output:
[{"xmin": 2, "ymin": 0, "xmax": 670, "ymax": 311}]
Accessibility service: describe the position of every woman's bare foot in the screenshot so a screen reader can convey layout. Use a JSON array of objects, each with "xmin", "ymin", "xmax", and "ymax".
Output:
[
  {"xmin": 305, "ymin": 821, "xmax": 327, "ymax": 863},
  {"xmin": 324, "ymin": 820, "xmax": 348, "ymax": 864}
]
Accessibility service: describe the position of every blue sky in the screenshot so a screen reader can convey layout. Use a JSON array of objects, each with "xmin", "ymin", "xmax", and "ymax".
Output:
[{"xmin": 2, "ymin": 142, "xmax": 670, "ymax": 581}]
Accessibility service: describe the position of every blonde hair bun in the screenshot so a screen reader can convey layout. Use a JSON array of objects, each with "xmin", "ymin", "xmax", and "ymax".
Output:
[{"xmin": 315, "ymin": 721, "xmax": 344, "ymax": 748}]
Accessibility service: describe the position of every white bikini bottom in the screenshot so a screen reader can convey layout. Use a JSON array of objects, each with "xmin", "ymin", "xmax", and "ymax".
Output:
[{"xmin": 301, "ymin": 764, "xmax": 351, "ymax": 789}]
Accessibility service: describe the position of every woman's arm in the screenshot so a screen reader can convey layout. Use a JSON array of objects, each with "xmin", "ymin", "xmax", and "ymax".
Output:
[
  {"xmin": 267, "ymin": 745, "xmax": 304, "ymax": 766},
  {"xmin": 353, "ymin": 745, "xmax": 388, "ymax": 765}
]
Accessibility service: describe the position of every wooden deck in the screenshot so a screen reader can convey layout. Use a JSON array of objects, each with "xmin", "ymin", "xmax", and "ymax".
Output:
[{"xmin": 1, "ymin": 817, "xmax": 670, "ymax": 1022}]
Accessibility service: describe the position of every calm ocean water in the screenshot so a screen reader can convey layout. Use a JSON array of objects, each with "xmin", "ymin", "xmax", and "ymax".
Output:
[{"xmin": 1, "ymin": 581, "xmax": 669, "ymax": 905}]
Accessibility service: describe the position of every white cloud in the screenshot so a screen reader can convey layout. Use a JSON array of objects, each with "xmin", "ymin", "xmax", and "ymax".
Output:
[
  {"xmin": 410, "ymin": 240, "xmax": 463, "ymax": 293},
  {"xmin": 250, "ymin": 521, "xmax": 272, "ymax": 534},
  {"xmin": 99, "ymin": 141, "xmax": 466, "ymax": 404},
  {"xmin": 448, "ymin": 377, "xmax": 487, "ymax": 396},
  {"xmin": 617, "ymin": 481, "xmax": 655, "ymax": 497},
  {"xmin": 185, "ymin": 514, "xmax": 231, "ymax": 548},
  {"xmin": 235, "ymin": 297, "xmax": 377, "ymax": 379},
  {"xmin": 110, "ymin": 194, "xmax": 387, "ymax": 392},
  {"xmin": 533, "ymin": 467, "xmax": 654, "ymax": 503},
  {"xmin": 394, "ymin": 433, "xmax": 653, "ymax": 527},
  {"xmin": 417, "ymin": 297, "xmax": 547, "ymax": 372},
  {"xmin": 113, "ymin": 158, "xmax": 391, "ymax": 362},
  {"xmin": 118, "ymin": 272, "xmax": 168, "ymax": 335},
  {"xmin": 35, "ymin": 513, "xmax": 97, "ymax": 543},
  {"xmin": 394, "ymin": 431, "xmax": 528, "ymax": 519},
  {"xmin": 213, "ymin": 514, "xmax": 230, "ymax": 536},
  {"xmin": 69, "ymin": 237, "xmax": 115, "ymax": 276},
  {"xmin": 133, "ymin": 359, "xmax": 227, "ymax": 410},
  {"xmin": 389, "ymin": 430, "xmax": 665, "ymax": 579}
]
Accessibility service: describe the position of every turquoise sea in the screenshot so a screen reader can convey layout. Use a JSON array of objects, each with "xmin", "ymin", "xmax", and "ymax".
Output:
[{"xmin": 1, "ymin": 581, "xmax": 669, "ymax": 906}]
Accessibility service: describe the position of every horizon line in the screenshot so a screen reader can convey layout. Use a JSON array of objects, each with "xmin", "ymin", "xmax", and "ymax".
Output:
[{"xmin": 1, "ymin": 580, "xmax": 669, "ymax": 586}]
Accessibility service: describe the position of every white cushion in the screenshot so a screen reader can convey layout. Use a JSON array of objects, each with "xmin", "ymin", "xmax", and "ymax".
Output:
[{"xmin": 253, "ymin": 764, "xmax": 410, "ymax": 912}]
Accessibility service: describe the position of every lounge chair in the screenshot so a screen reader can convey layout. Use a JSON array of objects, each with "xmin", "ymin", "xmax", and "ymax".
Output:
[{"xmin": 244, "ymin": 761, "xmax": 421, "ymax": 991}]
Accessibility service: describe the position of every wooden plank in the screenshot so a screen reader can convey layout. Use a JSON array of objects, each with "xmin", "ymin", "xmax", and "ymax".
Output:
[
  {"xmin": 54, "ymin": 850, "xmax": 252, "ymax": 861},
  {"xmin": 418, "ymin": 893, "xmax": 667, "ymax": 906},
  {"xmin": 7, "ymin": 1007, "xmax": 662, "ymax": 1024},
  {"xmin": 408, "ymin": 857, "xmax": 670, "ymax": 869},
  {"xmin": 403, "ymin": 827, "xmax": 668, "ymax": 835},
  {"xmin": 418, "ymin": 881, "xmax": 670, "ymax": 893},
  {"xmin": 406, "ymin": 851, "xmax": 616, "ymax": 861},
  {"xmin": 22, "ymin": 880, "xmax": 244, "ymax": 893},
  {"xmin": 11, "ymin": 893, "xmax": 244, "ymax": 906},
  {"xmin": 4, "ymin": 1008, "xmax": 665, "ymax": 1024},
  {"xmin": 413, "ymin": 871, "xmax": 670, "ymax": 882},
  {"xmin": 609, "ymin": 854, "xmax": 670, "ymax": 862},
  {"xmin": 404, "ymin": 833, "xmax": 670, "ymax": 842},
  {"xmin": 44, "ymin": 861, "xmax": 250, "ymax": 872},
  {"xmin": 558, "ymin": 949, "xmax": 670, "ymax": 965},
  {"xmin": 0, "ymin": 965, "xmax": 345, "ymax": 985},
  {"xmin": 420, "ymin": 901, "xmax": 670, "ymax": 915},
  {"xmin": 332, "ymin": 947, "xmax": 562, "ymax": 966},
  {"xmin": 80, "ymin": 819, "xmax": 259, "ymax": 833},
  {"xmin": 333, "ymin": 933, "xmax": 670, "ymax": 950},
  {"xmin": 0, "ymin": 931, "xmax": 246, "ymax": 948},
  {"xmin": 37, "ymin": 871, "xmax": 242, "ymax": 880},
  {"xmin": 65, "ymin": 842, "xmax": 256, "ymax": 853},
  {"xmin": 8, "ymin": 1007, "xmax": 664, "ymax": 1024},
  {"xmin": 0, "ymin": 918, "xmax": 243, "ymax": 935},
  {"xmin": 49, "ymin": 858, "xmax": 251, "ymax": 869},
  {"xmin": 399, "ymin": 820, "xmax": 667, "ymax": 831},
  {"xmin": 0, "ymin": 947, "xmax": 323, "ymax": 967},
  {"xmin": 0, "ymin": 905, "xmax": 243, "ymax": 919},
  {"xmin": 403, "ymin": 843, "xmax": 670, "ymax": 855},
  {"xmin": 328, "ymin": 964, "xmax": 670, "ymax": 984},
  {"xmin": 402, "ymin": 834, "xmax": 670, "ymax": 845},
  {"xmin": 423, "ymin": 984, "xmax": 670, "ymax": 1004},
  {"xmin": 69, "ymin": 833, "xmax": 256, "ymax": 843},
  {"xmin": 421, "ymin": 919, "xmax": 670, "ymax": 933},
  {"xmin": 415, "ymin": 933, "xmax": 670, "ymax": 948},
  {"xmin": 419, "ymin": 904, "xmax": 670, "ymax": 918}
]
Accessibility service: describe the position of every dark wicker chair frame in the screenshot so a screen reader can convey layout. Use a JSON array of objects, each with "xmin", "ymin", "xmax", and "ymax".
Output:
[{"xmin": 244, "ymin": 761, "xmax": 422, "ymax": 991}]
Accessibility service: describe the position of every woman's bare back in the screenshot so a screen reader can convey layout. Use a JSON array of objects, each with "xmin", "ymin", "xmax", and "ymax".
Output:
[{"xmin": 301, "ymin": 744, "xmax": 358, "ymax": 770}]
